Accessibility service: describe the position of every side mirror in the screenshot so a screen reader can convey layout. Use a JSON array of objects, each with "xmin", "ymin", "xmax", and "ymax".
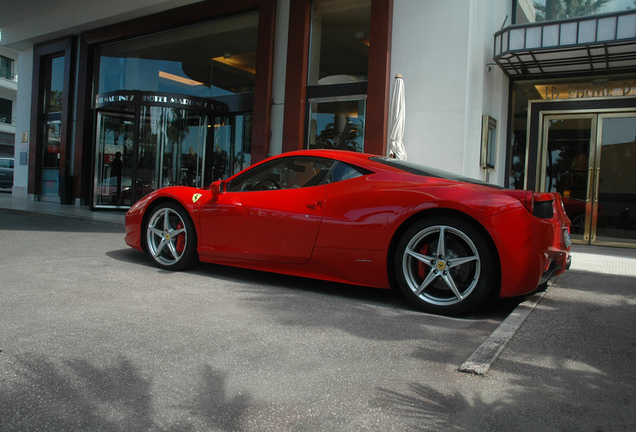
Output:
[{"xmin": 210, "ymin": 180, "xmax": 225, "ymax": 196}]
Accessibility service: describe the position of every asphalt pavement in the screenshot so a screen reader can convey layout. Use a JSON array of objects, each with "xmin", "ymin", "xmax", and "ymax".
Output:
[{"xmin": 0, "ymin": 192, "xmax": 635, "ymax": 431}]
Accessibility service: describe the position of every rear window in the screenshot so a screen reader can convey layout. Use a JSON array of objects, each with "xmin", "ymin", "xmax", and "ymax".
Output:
[{"xmin": 370, "ymin": 156, "xmax": 500, "ymax": 189}]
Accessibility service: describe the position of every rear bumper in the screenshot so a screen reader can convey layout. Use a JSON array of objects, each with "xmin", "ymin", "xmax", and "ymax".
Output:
[
  {"xmin": 484, "ymin": 204, "xmax": 571, "ymax": 299},
  {"xmin": 539, "ymin": 253, "xmax": 572, "ymax": 285}
]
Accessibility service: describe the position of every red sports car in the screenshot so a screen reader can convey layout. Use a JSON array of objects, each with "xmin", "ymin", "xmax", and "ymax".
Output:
[{"xmin": 125, "ymin": 150, "xmax": 571, "ymax": 315}]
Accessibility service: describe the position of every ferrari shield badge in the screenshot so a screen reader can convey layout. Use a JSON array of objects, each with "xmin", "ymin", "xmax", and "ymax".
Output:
[{"xmin": 192, "ymin": 193, "xmax": 202, "ymax": 203}]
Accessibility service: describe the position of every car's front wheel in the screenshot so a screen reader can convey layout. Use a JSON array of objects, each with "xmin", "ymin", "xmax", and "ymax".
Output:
[
  {"xmin": 395, "ymin": 216, "xmax": 495, "ymax": 315},
  {"xmin": 145, "ymin": 202, "xmax": 198, "ymax": 270}
]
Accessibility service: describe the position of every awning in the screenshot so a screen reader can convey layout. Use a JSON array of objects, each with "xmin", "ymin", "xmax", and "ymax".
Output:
[{"xmin": 493, "ymin": 10, "xmax": 636, "ymax": 79}]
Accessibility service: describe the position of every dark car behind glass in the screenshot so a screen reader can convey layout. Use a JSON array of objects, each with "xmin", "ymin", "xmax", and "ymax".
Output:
[{"xmin": 0, "ymin": 157, "xmax": 14, "ymax": 189}]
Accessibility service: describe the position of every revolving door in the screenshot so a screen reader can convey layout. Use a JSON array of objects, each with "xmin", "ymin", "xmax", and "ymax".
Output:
[{"xmin": 94, "ymin": 91, "xmax": 252, "ymax": 208}]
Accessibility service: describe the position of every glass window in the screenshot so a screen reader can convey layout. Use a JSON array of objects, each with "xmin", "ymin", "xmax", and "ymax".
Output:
[
  {"xmin": 308, "ymin": 98, "xmax": 366, "ymax": 152},
  {"xmin": 0, "ymin": 55, "xmax": 14, "ymax": 81},
  {"xmin": 515, "ymin": 0, "xmax": 634, "ymax": 23},
  {"xmin": 308, "ymin": 0, "xmax": 371, "ymax": 85},
  {"xmin": 44, "ymin": 56, "xmax": 65, "ymax": 114},
  {"xmin": 137, "ymin": 106, "xmax": 207, "ymax": 193},
  {"xmin": 210, "ymin": 114, "xmax": 252, "ymax": 182},
  {"xmin": 0, "ymin": 98, "xmax": 11, "ymax": 124},
  {"xmin": 41, "ymin": 121, "xmax": 61, "ymax": 199},
  {"xmin": 227, "ymin": 156, "xmax": 339, "ymax": 191},
  {"xmin": 95, "ymin": 113, "xmax": 136, "ymax": 206},
  {"xmin": 328, "ymin": 161, "xmax": 366, "ymax": 183},
  {"xmin": 303, "ymin": 0, "xmax": 371, "ymax": 152},
  {"xmin": 97, "ymin": 12, "xmax": 259, "ymax": 98}
]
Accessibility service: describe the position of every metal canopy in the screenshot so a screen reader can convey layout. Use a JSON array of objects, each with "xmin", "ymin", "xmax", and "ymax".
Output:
[{"xmin": 494, "ymin": 10, "xmax": 636, "ymax": 79}]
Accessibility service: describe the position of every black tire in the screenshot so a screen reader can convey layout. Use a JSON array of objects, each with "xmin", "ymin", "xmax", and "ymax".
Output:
[
  {"xmin": 145, "ymin": 202, "xmax": 198, "ymax": 271},
  {"xmin": 394, "ymin": 215, "xmax": 496, "ymax": 315}
]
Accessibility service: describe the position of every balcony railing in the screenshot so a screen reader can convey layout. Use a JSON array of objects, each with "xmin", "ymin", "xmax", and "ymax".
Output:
[
  {"xmin": 494, "ymin": 10, "xmax": 636, "ymax": 78},
  {"xmin": 0, "ymin": 72, "xmax": 18, "ymax": 83},
  {"xmin": 0, "ymin": 115, "xmax": 16, "ymax": 126}
]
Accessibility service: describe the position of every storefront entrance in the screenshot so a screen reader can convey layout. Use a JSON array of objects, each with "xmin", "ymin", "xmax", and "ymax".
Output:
[
  {"xmin": 537, "ymin": 109, "xmax": 636, "ymax": 247},
  {"xmin": 94, "ymin": 91, "xmax": 252, "ymax": 208}
]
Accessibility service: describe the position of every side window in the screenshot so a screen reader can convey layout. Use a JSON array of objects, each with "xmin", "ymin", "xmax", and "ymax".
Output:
[
  {"xmin": 327, "ymin": 161, "xmax": 367, "ymax": 183},
  {"xmin": 226, "ymin": 157, "xmax": 337, "ymax": 192}
]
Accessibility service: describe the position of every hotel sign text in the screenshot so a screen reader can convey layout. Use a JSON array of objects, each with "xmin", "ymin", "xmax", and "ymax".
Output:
[{"xmin": 539, "ymin": 80, "xmax": 636, "ymax": 100}]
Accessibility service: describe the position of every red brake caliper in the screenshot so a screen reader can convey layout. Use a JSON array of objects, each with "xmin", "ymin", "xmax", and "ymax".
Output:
[
  {"xmin": 417, "ymin": 244, "xmax": 430, "ymax": 279},
  {"xmin": 175, "ymin": 222, "xmax": 185, "ymax": 253}
]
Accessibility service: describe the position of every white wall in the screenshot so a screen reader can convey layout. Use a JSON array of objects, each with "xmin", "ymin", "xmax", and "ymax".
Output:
[
  {"xmin": 12, "ymin": 47, "xmax": 32, "ymax": 199},
  {"xmin": 269, "ymin": 0, "xmax": 290, "ymax": 157},
  {"xmin": 391, "ymin": 0, "xmax": 511, "ymax": 184}
]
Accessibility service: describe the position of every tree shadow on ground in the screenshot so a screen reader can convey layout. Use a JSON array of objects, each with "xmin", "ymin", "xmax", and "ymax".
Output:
[
  {"xmin": 375, "ymin": 270, "xmax": 636, "ymax": 431},
  {"xmin": 0, "ymin": 355, "xmax": 251, "ymax": 432},
  {"xmin": 108, "ymin": 248, "xmax": 521, "ymax": 321}
]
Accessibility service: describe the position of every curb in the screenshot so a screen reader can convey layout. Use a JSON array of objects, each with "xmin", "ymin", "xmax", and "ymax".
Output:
[{"xmin": 458, "ymin": 288, "xmax": 547, "ymax": 376}]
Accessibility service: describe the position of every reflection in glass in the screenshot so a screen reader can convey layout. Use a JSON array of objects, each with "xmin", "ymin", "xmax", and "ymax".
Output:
[
  {"xmin": 44, "ymin": 56, "xmax": 65, "ymax": 114},
  {"xmin": 308, "ymin": 99, "xmax": 365, "ymax": 152},
  {"xmin": 95, "ymin": 114, "xmax": 135, "ymax": 206},
  {"xmin": 41, "ymin": 121, "xmax": 61, "ymax": 200},
  {"xmin": 98, "ymin": 12, "xmax": 258, "ymax": 97},
  {"xmin": 516, "ymin": 0, "xmax": 631, "ymax": 23},
  {"xmin": 596, "ymin": 116, "xmax": 636, "ymax": 243},
  {"xmin": 0, "ymin": 55, "xmax": 14, "ymax": 81},
  {"xmin": 308, "ymin": 0, "xmax": 371, "ymax": 85},
  {"xmin": 211, "ymin": 114, "xmax": 252, "ymax": 181},
  {"xmin": 544, "ymin": 117, "xmax": 592, "ymax": 240},
  {"xmin": 138, "ymin": 107, "xmax": 207, "ymax": 197}
]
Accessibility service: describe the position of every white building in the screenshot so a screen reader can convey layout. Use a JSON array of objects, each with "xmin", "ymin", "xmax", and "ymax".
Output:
[
  {"xmin": 1, "ymin": 0, "xmax": 635, "ymax": 247},
  {"xmin": 0, "ymin": 42, "xmax": 18, "ymax": 159}
]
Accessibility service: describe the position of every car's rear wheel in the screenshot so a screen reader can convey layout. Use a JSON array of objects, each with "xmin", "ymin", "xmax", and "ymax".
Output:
[
  {"xmin": 145, "ymin": 202, "xmax": 198, "ymax": 270},
  {"xmin": 395, "ymin": 216, "xmax": 495, "ymax": 315}
]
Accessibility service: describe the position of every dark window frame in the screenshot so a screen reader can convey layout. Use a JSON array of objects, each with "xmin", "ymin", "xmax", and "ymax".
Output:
[
  {"xmin": 29, "ymin": 36, "xmax": 75, "ymax": 198},
  {"xmin": 282, "ymin": 0, "xmax": 393, "ymax": 156},
  {"xmin": 73, "ymin": 0, "xmax": 277, "ymax": 205}
]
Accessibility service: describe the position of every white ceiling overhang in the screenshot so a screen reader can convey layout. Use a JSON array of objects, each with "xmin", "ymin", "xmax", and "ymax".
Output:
[{"xmin": 494, "ymin": 10, "xmax": 636, "ymax": 79}]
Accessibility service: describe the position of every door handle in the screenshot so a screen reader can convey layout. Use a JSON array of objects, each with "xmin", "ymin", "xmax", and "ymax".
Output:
[
  {"xmin": 594, "ymin": 167, "xmax": 601, "ymax": 203},
  {"xmin": 306, "ymin": 201, "xmax": 323, "ymax": 210}
]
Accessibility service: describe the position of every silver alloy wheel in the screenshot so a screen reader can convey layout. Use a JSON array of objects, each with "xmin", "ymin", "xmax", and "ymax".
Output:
[
  {"xmin": 401, "ymin": 225, "xmax": 481, "ymax": 306},
  {"xmin": 146, "ymin": 207, "xmax": 188, "ymax": 266}
]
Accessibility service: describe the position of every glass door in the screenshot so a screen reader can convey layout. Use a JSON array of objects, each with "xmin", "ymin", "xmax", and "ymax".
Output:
[
  {"xmin": 593, "ymin": 114, "xmax": 636, "ymax": 246},
  {"xmin": 41, "ymin": 120, "xmax": 62, "ymax": 202},
  {"xmin": 138, "ymin": 107, "xmax": 208, "ymax": 192},
  {"xmin": 540, "ymin": 114, "xmax": 596, "ymax": 243},
  {"xmin": 94, "ymin": 112, "xmax": 135, "ymax": 207},
  {"xmin": 540, "ymin": 111, "xmax": 636, "ymax": 247}
]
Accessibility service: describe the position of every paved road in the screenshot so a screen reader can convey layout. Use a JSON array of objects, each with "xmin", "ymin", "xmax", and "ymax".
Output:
[{"xmin": 0, "ymin": 210, "xmax": 634, "ymax": 431}]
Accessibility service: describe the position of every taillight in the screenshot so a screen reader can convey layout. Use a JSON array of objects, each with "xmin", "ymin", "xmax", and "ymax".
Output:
[
  {"xmin": 531, "ymin": 193, "xmax": 556, "ymax": 219},
  {"xmin": 502, "ymin": 189, "xmax": 556, "ymax": 218}
]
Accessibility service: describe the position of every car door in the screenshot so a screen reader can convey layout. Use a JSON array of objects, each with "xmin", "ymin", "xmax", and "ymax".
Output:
[{"xmin": 197, "ymin": 156, "xmax": 332, "ymax": 264}]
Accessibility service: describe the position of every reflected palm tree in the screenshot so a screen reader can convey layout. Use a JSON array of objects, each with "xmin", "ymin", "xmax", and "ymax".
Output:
[{"xmin": 534, "ymin": 0, "xmax": 613, "ymax": 20}]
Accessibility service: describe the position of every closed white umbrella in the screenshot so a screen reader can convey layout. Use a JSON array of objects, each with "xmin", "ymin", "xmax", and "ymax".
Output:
[{"xmin": 388, "ymin": 74, "xmax": 407, "ymax": 160}]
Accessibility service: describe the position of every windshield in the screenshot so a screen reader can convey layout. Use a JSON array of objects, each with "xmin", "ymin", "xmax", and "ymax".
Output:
[{"xmin": 370, "ymin": 156, "xmax": 500, "ymax": 189}]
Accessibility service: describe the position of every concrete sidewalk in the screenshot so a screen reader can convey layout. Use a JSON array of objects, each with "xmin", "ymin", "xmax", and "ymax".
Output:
[
  {"xmin": 2, "ymin": 192, "xmax": 635, "ymax": 430},
  {"xmin": 0, "ymin": 191, "xmax": 125, "ymax": 229}
]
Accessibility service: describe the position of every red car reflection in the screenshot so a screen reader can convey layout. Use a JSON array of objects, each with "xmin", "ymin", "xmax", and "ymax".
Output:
[{"xmin": 99, "ymin": 176, "xmax": 154, "ymax": 204}]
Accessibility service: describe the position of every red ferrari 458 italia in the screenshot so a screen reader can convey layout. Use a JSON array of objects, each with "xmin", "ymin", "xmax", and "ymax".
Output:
[{"xmin": 125, "ymin": 149, "xmax": 571, "ymax": 315}]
